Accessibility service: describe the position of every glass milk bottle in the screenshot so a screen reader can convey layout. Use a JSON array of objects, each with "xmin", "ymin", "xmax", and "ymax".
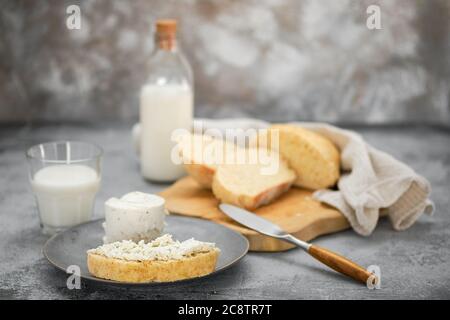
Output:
[{"xmin": 140, "ymin": 19, "xmax": 193, "ymax": 182}]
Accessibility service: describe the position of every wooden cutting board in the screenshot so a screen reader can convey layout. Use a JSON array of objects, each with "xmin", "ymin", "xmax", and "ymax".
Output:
[{"xmin": 159, "ymin": 176, "xmax": 350, "ymax": 252}]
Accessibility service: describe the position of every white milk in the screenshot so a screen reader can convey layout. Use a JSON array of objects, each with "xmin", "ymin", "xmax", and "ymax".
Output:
[
  {"xmin": 140, "ymin": 83, "xmax": 193, "ymax": 181},
  {"xmin": 31, "ymin": 164, "xmax": 100, "ymax": 229}
]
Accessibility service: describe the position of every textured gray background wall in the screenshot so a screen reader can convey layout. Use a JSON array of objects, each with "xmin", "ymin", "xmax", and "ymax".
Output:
[{"xmin": 1, "ymin": 0, "xmax": 449, "ymax": 124}]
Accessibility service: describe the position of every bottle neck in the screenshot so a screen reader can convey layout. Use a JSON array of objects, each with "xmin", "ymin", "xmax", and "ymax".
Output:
[{"xmin": 155, "ymin": 34, "xmax": 177, "ymax": 52}]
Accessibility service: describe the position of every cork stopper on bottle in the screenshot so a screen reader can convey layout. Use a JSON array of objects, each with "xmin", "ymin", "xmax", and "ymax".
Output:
[{"xmin": 155, "ymin": 19, "xmax": 177, "ymax": 50}]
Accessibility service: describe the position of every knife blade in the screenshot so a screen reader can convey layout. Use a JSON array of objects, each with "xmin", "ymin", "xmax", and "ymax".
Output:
[{"xmin": 219, "ymin": 203, "xmax": 288, "ymax": 238}]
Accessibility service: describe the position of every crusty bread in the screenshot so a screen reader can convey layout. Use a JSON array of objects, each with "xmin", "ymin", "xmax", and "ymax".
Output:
[
  {"xmin": 254, "ymin": 124, "xmax": 340, "ymax": 190},
  {"xmin": 87, "ymin": 249, "xmax": 219, "ymax": 283},
  {"xmin": 212, "ymin": 149, "xmax": 296, "ymax": 210},
  {"xmin": 178, "ymin": 134, "xmax": 238, "ymax": 189}
]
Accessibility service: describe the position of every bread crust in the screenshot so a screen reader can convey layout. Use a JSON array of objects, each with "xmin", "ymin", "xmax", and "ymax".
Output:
[
  {"xmin": 212, "ymin": 159, "xmax": 296, "ymax": 210},
  {"xmin": 183, "ymin": 163, "xmax": 216, "ymax": 189},
  {"xmin": 212, "ymin": 177, "xmax": 293, "ymax": 211},
  {"xmin": 261, "ymin": 125, "xmax": 340, "ymax": 190},
  {"xmin": 87, "ymin": 250, "xmax": 220, "ymax": 283},
  {"xmin": 177, "ymin": 133, "xmax": 227, "ymax": 189}
]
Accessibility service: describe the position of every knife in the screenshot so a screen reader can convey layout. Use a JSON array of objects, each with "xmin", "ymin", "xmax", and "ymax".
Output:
[{"xmin": 219, "ymin": 203, "xmax": 378, "ymax": 285}]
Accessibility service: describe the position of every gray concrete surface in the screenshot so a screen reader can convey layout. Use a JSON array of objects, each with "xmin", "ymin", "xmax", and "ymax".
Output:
[{"xmin": 0, "ymin": 123, "xmax": 449, "ymax": 299}]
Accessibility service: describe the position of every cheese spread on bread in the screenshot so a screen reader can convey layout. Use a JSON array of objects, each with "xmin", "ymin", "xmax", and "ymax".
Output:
[
  {"xmin": 102, "ymin": 191, "xmax": 167, "ymax": 244},
  {"xmin": 89, "ymin": 234, "xmax": 219, "ymax": 261}
]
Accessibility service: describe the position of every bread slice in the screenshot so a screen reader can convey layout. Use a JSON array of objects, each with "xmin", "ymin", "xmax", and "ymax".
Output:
[
  {"xmin": 212, "ymin": 149, "xmax": 296, "ymax": 210},
  {"xmin": 87, "ymin": 250, "xmax": 219, "ymax": 283},
  {"xmin": 254, "ymin": 124, "xmax": 340, "ymax": 190},
  {"xmin": 183, "ymin": 162, "xmax": 216, "ymax": 189},
  {"xmin": 87, "ymin": 235, "xmax": 220, "ymax": 283},
  {"xmin": 177, "ymin": 133, "xmax": 240, "ymax": 189}
]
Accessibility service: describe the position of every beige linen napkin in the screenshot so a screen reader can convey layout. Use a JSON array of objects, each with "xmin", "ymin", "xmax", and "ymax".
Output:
[
  {"xmin": 133, "ymin": 119, "xmax": 434, "ymax": 235},
  {"xmin": 297, "ymin": 122, "xmax": 434, "ymax": 236}
]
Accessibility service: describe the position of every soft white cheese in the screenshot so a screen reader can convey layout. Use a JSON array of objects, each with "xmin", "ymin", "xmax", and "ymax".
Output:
[
  {"xmin": 88, "ymin": 234, "xmax": 219, "ymax": 261},
  {"xmin": 102, "ymin": 191, "xmax": 167, "ymax": 243}
]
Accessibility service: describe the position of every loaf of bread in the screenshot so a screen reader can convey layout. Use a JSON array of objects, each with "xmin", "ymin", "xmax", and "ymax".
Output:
[
  {"xmin": 87, "ymin": 235, "xmax": 220, "ymax": 283},
  {"xmin": 254, "ymin": 124, "xmax": 340, "ymax": 190},
  {"xmin": 212, "ymin": 148, "xmax": 296, "ymax": 210},
  {"xmin": 178, "ymin": 125, "xmax": 340, "ymax": 210}
]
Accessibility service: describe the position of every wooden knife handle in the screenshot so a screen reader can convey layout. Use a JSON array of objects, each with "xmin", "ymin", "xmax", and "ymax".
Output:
[{"xmin": 308, "ymin": 245, "xmax": 377, "ymax": 285}]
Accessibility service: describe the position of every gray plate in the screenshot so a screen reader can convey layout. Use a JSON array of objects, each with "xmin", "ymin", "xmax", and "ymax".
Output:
[{"xmin": 43, "ymin": 215, "xmax": 249, "ymax": 286}]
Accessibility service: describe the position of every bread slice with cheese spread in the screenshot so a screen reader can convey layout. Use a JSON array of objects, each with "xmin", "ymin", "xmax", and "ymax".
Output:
[
  {"xmin": 87, "ymin": 235, "xmax": 220, "ymax": 283},
  {"xmin": 254, "ymin": 124, "xmax": 340, "ymax": 190},
  {"xmin": 212, "ymin": 148, "xmax": 296, "ymax": 210}
]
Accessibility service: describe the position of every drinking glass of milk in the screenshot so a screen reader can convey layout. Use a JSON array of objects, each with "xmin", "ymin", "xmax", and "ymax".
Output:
[{"xmin": 26, "ymin": 141, "xmax": 102, "ymax": 235}]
